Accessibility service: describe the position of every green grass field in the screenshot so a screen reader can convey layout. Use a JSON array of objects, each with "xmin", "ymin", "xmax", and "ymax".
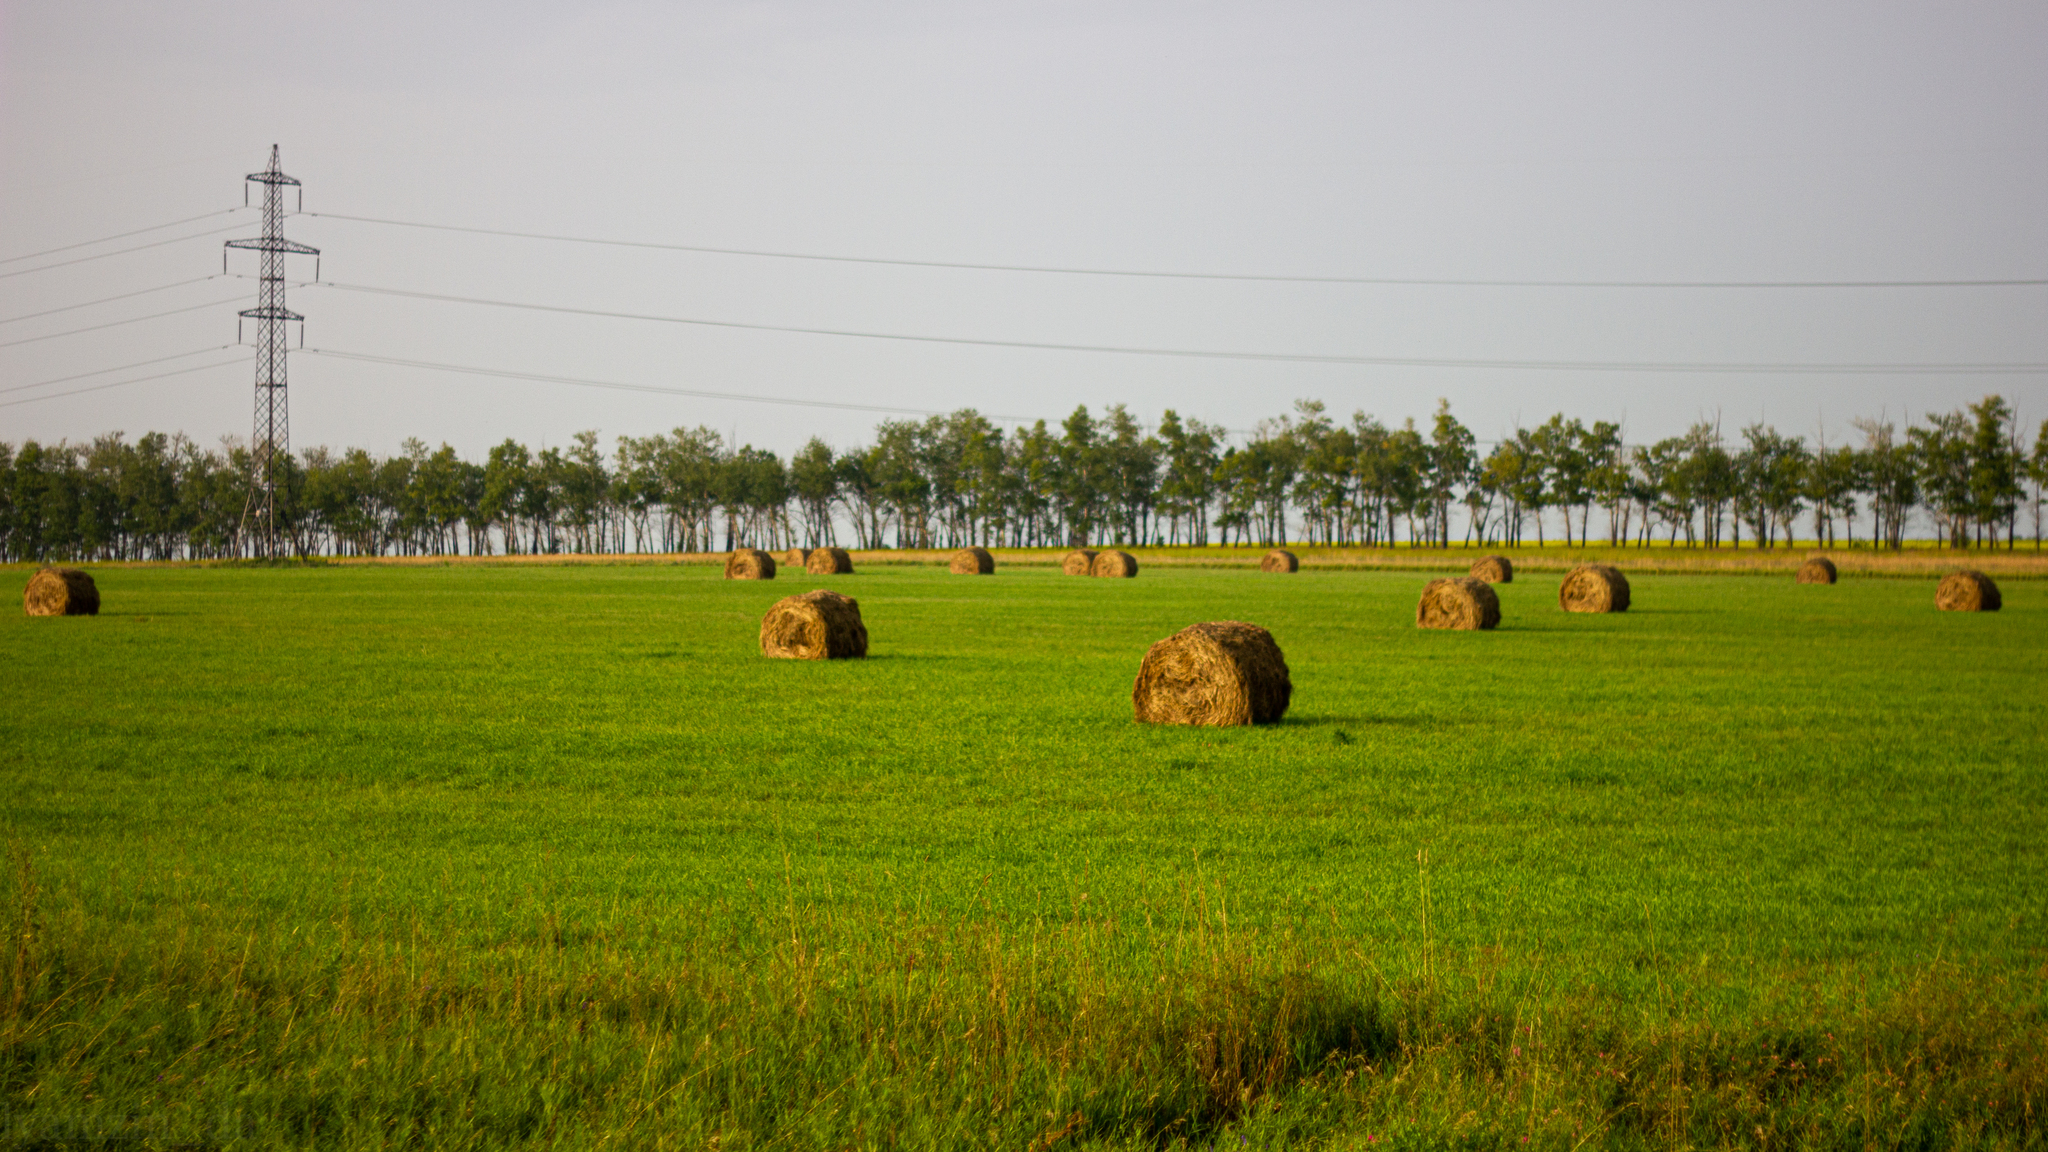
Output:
[{"xmin": 2, "ymin": 562, "xmax": 2043, "ymax": 1149}]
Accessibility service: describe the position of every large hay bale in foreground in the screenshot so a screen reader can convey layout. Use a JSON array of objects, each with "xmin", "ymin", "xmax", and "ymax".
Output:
[
  {"xmin": 24, "ymin": 568, "xmax": 99, "ymax": 617},
  {"xmin": 724, "ymin": 548, "xmax": 776, "ymax": 580},
  {"xmin": 1061, "ymin": 550, "xmax": 1098, "ymax": 575},
  {"xmin": 1260, "ymin": 549, "xmax": 1299, "ymax": 573},
  {"xmin": 1417, "ymin": 577, "xmax": 1500, "ymax": 630},
  {"xmin": 805, "ymin": 546, "xmax": 854, "ymax": 575},
  {"xmin": 949, "ymin": 547, "xmax": 996, "ymax": 575},
  {"xmin": 1559, "ymin": 564, "xmax": 1630, "ymax": 613},
  {"xmin": 1796, "ymin": 557, "xmax": 1838, "ymax": 585},
  {"xmin": 784, "ymin": 547, "xmax": 811, "ymax": 568},
  {"xmin": 1470, "ymin": 555, "xmax": 1513, "ymax": 583},
  {"xmin": 1091, "ymin": 550, "xmax": 1139, "ymax": 578},
  {"xmin": 1936, "ymin": 570, "xmax": 2001, "ymax": 612},
  {"xmin": 1131, "ymin": 621, "xmax": 1291, "ymax": 727},
  {"xmin": 760, "ymin": 589, "xmax": 868, "ymax": 659}
]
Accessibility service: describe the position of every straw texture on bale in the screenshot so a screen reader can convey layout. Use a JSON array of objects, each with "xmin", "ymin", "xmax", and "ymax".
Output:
[
  {"xmin": 949, "ymin": 546, "xmax": 996, "ymax": 575},
  {"xmin": 1559, "ymin": 564, "xmax": 1630, "ymax": 613},
  {"xmin": 1061, "ymin": 550, "xmax": 1098, "ymax": 575},
  {"xmin": 784, "ymin": 547, "xmax": 811, "ymax": 568},
  {"xmin": 805, "ymin": 546, "xmax": 854, "ymax": 575},
  {"xmin": 24, "ymin": 568, "xmax": 98, "ymax": 617},
  {"xmin": 1417, "ymin": 577, "xmax": 1501, "ymax": 630},
  {"xmin": 724, "ymin": 549, "xmax": 776, "ymax": 580},
  {"xmin": 1796, "ymin": 557, "xmax": 1838, "ymax": 585},
  {"xmin": 1469, "ymin": 555, "xmax": 1514, "ymax": 583},
  {"xmin": 1091, "ymin": 550, "xmax": 1139, "ymax": 579},
  {"xmin": 1936, "ymin": 570, "xmax": 2001, "ymax": 612},
  {"xmin": 760, "ymin": 589, "xmax": 868, "ymax": 659},
  {"xmin": 1260, "ymin": 549, "xmax": 1299, "ymax": 573},
  {"xmin": 1131, "ymin": 621, "xmax": 1291, "ymax": 727}
]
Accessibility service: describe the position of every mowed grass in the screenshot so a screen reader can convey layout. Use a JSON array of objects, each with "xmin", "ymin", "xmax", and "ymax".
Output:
[{"xmin": 1, "ymin": 562, "xmax": 2043, "ymax": 1149}]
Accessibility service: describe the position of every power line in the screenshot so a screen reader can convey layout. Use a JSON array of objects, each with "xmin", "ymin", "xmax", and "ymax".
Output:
[
  {"xmin": 0, "ymin": 223, "xmax": 249, "ymax": 282},
  {"xmin": 0, "ymin": 356, "xmax": 247, "ymax": 410},
  {"xmin": 0, "ymin": 208, "xmax": 243, "ymax": 266},
  {"xmin": 0, "ymin": 296, "xmax": 246, "ymax": 350},
  {"xmin": 312, "ymin": 280, "xmax": 2048, "ymax": 374},
  {"xmin": 300, "ymin": 348, "xmax": 1037, "ymax": 421},
  {"xmin": 0, "ymin": 275, "xmax": 225, "ymax": 327},
  {"xmin": 306, "ymin": 211, "xmax": 2048, "ymax": 289},
  {"xmin": 0, "ymin": 345, "xmax": 240, "ymax": 397}
]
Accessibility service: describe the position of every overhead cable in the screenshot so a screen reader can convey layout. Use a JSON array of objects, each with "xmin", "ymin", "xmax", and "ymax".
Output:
[
  {"xmin": 311, "ymin": 280, "xmax": 2048, "ymax": 374},
  {"xmin": 305, "ymin": 211, "xmax": 2048, "ymax": 289},
  {"xmin": 0, "ymin": 297, "xmax": 246, "ymax": 350},
  {"xmin": 0, "ymin": 345, "xmax": 241, "ymax": 397},
  {"xmin": 0, "ymin": 223, "xmax": 250, "ymax": 282},
  {"xmin": 0, "ymin": 208, "xmax": 243, "ymax": 266},
  {"xmin": 0, "ymin": 356, "xmax": 247, "ymax": 410},
  {"xmin": 0, "ymin": 276, "xmax": 226, "ymax": 327}
]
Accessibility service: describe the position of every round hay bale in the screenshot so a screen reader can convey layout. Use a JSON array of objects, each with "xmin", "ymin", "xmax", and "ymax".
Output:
[
  {"xmin": 724, "ymin": 548, "xmax": 777, "ymax": 580},
  {"xmin": 1469, "ymin": 555, "xmax": 1513, "ymax": 583},
  {"xmin": 760, "ymin": 589, "xmax": 869, "ymax": 659},
  {"xmin": 805, "ymin": 546, "xmax": 854, "ymax": 575},
  {"xmin": 1559, "ymin": 564, "xmax": 1630, "ymax": 613},
  {"xmin": 1091, "ymin": 550, "xmax": 1139, "ymax": 578},
  {"xmin": 1936, "ymin": 570, "xmax": 2001, "ymax": 612},
  {"xmin": 24, "ymin": 568, "xmax": 99, "ymax": 617},
  {"xmin": 1131, "ymin": 621, "xmax": 1291, "ymax": 727},
  {"xmin": 1061, "ymin": 550, "xmax": 1098, "ymax": 576},
  {"xmin": 949, "ymin": 546, "xmax": 996, "ymax": 575},
  {"xmin": 1795, "ymin": 556, "xmax": 1838, "ymax": 585},
  {"xmin": 784, "ymin": 547, "xmax": 811, "ymax": 568},
  {"xmin": 1417, "ymin": 577, "xmax": 1500, "ymax": 630},
  {"xmin": 1260, "ymin": 549, "xmax": 1299, "ymax": 573}
]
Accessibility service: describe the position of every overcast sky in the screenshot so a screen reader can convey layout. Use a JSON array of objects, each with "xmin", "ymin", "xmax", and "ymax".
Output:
[{"xmin": 3, "ymin": 1, "xmax": 2044, "ymax": 460}]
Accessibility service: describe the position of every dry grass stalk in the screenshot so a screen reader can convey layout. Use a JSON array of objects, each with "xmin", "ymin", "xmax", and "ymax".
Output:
[
  {"xmin": 760, "ymin": 590, "xmax": 868, "ymax": 659},
  {"xmin": 1796, "ymin": 557, "xmax": 1838, "ymax": 585},
  {"xmin": 1091, "ymin": 550, "xmax": 1139, "ymax": 579},
  {"xmin": 724, "ymin": 549, "xmax": 777, "ymax": 580},
  {"xmin": 949, "ymin": 547, "xmax": 996, "ymax": 575},
  {"xmin": 784, "ymin": 547, "xmax": 811, "ymax": 568},
  {"xmin": 805, "ymin": 547, "xmax": 854, "ymax": 576},
  {"xmin": 1559, "ymin": 564, "xmax": 1630, "ymax": 613},
  {"xmin": 1417, "ymin": 577, "xmax": 1500, "ymax": 630},
  {"xmin": 1260, "ymin": 549, "xmax": 1299, "ymax": 573},
  {"xmin": 1132, "ymin": 621, "xmax": 1291, "ymax": 726},
  {"xmin": 1061, "ymin": 550, "xmax": 1098, "ymax": 576},
  {"xmin": 1936, "ymin": 570, "xmax": 2001, "ymax": 612},
  {"xmin": 1469, "ymin": 555, "xmax": 1513, "ymax": 583},
  {"xmin": 23, "ymin": 568, "xmax": 98, "ymax": 617}
]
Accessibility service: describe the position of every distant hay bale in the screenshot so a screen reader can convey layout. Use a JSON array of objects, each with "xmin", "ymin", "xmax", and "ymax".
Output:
[
  {"xmin": 760, "ymin": 589, "xmax": 868, "ymax": 659},
  {"xmin": 1796, "ymin": 557, "xmax": 1838, "ymax": 585},
  {"xmin": 1131, "ymin": 621, "xmax": 1291, "ymax": 727},
  {"xmin": 784, "ymin": 547, "xmax": 811, "ymax": 568},
  {"xmin": 1260, "ymin": 549, "xmax": 1299, "ymax": 573},
  {"xmin": 805, "ymin": 546, "xmax": 854, "ymax": 575},
  {"xmin": 1936, "ymin": 570, "xmax": 2001, "ymax": 612},
  {"xmin": 724, "ymin": 548, "xmax": 776, "ymax": 580},
  {"xmin": 1091, "ymin": 550, "xmax": 1139, "ymax": 578},
  {"xmin": 1559, "ymin": 564, "xmax": 1630, "ymax": 613},
  {"xmin": 1061, "ymin": 550, "xmax": 1098, "ymax": 575},
  {"xmin": 1417, "ymin": 577, "xmax": 1500, "ymax": 630},
  {"xmin": 24, "ymin": 568, "xmax": 99, "ymax": 617},
  {"xmin": 949, "ymin": 546, "xmax": 996, "ymax": 575},
  {"xmin": 1469, "ymin": 555, "xmax": 1513, "ymax": 583}
]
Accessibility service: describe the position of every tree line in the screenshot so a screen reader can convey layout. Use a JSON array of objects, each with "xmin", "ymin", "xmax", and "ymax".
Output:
[{"xmin": 4, "ymin": 394, "xmax": 2043, "ymax": 563}]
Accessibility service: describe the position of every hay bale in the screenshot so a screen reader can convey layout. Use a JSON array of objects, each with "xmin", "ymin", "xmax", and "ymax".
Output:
[
  {"xmin": 1936, "ymin": 570, "xmax": 2001, "ymax": 612},
  {"xmin": 1061, "ymin": 550, "xmax": 1098, "ymax": 576},
  {"xmin": 1559, "ymin": 564, "xmax": 1630, "ymax": 613},
  {"xmin": 1469, "ymin": 555, "xmax": 1513, "ymax": 583},
  {"xmin": 949, "ymin": 546, "xmax": 996, "ymax": 575},
  {"xmin": 1091, "ymin": 550, "xmax": 1139, "ymax": 578},
  {"xmin": 1795, "ymin": 556, "xmax": 1838, "ymax": 585},
  {"xmin": 724, "ymin": 548, "xmax": 777, "ymax": 580},
  {"xmin": 1260, "ymin": 549, "xmax": 1299, "ymax": 573},
  {"xmin": 784, "ymin": 547, "xmax": 811, "ymax": 568},
  {"xmin": 805, "ymin": 546, "xmax": 854, "ymax": 575},
  {"xmin": 1417, "ymin": 577, "xmax": 1500, "ymax": 630},
  {"xmin": 1131, "ymin": 621, "xmax": 1291, "ymax": 726},
  {"xmin": 760, "ymin": 589, "xmax": 868, "ymax": 659},
  {"xmin": 24, "ymin": 568, "xmax": 99, "ymax": 617}
]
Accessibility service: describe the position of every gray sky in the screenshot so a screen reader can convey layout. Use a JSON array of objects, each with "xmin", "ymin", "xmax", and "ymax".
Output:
[{"xmin": 4, "ymin": 0, "xmax": 2045, "ymax": 459}]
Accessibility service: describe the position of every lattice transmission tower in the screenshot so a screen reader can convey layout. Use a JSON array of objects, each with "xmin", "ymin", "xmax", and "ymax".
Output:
[{"xmin": 224, "ymin": 145, "xmax": 320, "ymax": 558}]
